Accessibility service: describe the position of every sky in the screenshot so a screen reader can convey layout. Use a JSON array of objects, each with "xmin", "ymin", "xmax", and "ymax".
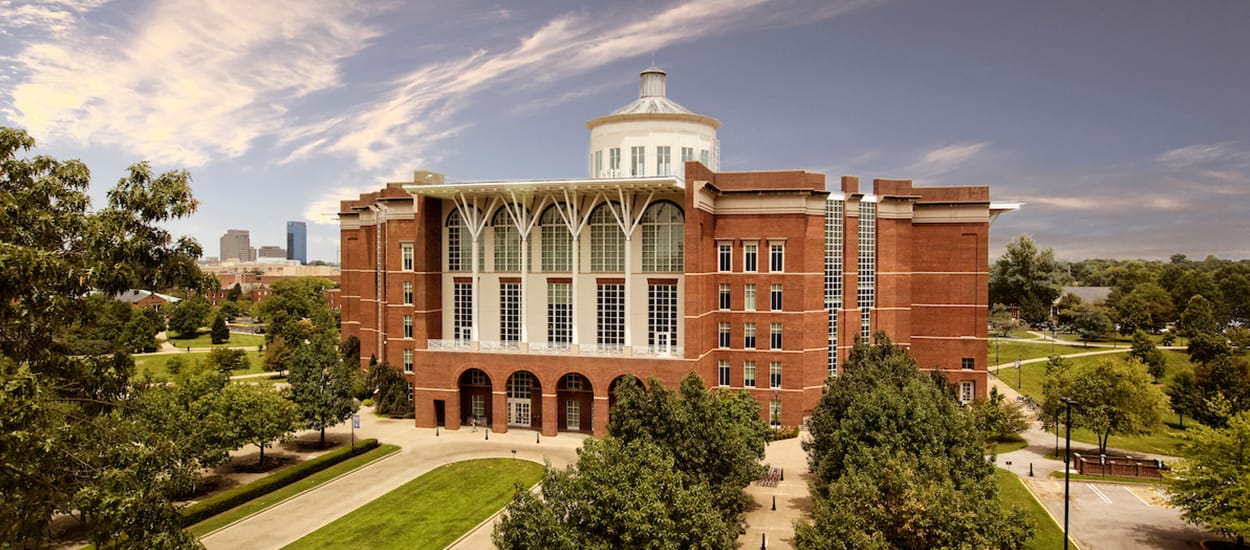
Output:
[{"xmin": 1, "ymin": 0, "xmax": 1248, "ymax": 263}]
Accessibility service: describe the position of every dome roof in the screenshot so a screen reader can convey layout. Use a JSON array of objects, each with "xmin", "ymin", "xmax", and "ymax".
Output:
[{"xmin": 587, "ymin": 66, "xmax": 720, "ymax": 129}]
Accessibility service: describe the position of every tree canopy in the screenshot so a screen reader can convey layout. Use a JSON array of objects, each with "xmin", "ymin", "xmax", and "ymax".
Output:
[
  {"xmin": 288, "ymin": 332, "xmax": 358, "ymax": 447},
  {"xmin": 168, "ymin": 293, "xmax": 211, "ymax": 338},
  {"xmin": 990, "ymin": 234, "xmax": 1064, "ymax": 325},
  {"xmin": 1168, "ymin": 410, "xmax": 1250, "ymax": 548},
  {"xmin": 1042, "ymin": 356, "xmax": 1166, "ymax": 453}
]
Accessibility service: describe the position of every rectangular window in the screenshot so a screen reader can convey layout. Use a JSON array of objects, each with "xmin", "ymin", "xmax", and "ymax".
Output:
[
  {"xmin": 718, "ymin": 360, "xmax": 730, "ymax": 387},
  {"xmin": 718, "ymin": 322, "xmax": 730, "ymax": 348},
  {"xmin": 500, "ymin": 283, "xmax": 520, "ymax": 343},
  {"xmin": 718, "ymin": 243, "xmax": 731, "ymax": 272},
  {"xmin": 591, "ymin": 219, "xmax": 624, "ymax": 272},
  {"xmin": 961, "ymin": 357, "xmax": 975, "ymax": 370},
  {"xmin": 769, "ymin": 399, "xmax": 781, "ymax": 427},
  {"xmin": 402, "ymin": 281, "xmax": 413, "ymax": 305},
  {"xmin": 699, "ymin": 149, "xmax": 709, "ymax": 166},
  {"xmin": 631, "ymin": 146, "xmax": 645, "ymax": 176},
  {"xmin": 770, "ymin": 243, "xmax": 785, "ymax": 272},
  {"xmin": 597, "ymin": 283, "xmax": 625, "ymax": 347},
  {"xmin": 471, "ymin": 394, "xmax": 485, "ymax": 420},
  {"xmin": 594, "ymin": 150, "xmax": 603, "ymax": 178},
  {"xmin": 407, "ymin": 382, "xmax": 414, "ymax": 401},
  {"xmin": 770, "ymin": 283, "xmax": 783, "ymax": 311},
  {"xmin": 859, "ymin": 201, "xmax": 876, "ymax": 342},
  {"xmin": 453, "ymin": 282, "xmax": 472, "ymax": 341},
  {"xmin": 681, "ymin": 147, "xmax": 694, "ymax": 164},
  {"xmin": 647, "ymin": 283, "xmax": 679, "ymax": 352},
  {"xmin": 401, "ymin": 243, "xmax": 414, "ymax": 271},
  {"xmin": 959, "ymin": 380, "xmax": 975, "ymax": 404},
  {"xmin": 744, "ymin": 322, "xmax": 756, "ymax": 349},
  {"xmin": 541, "ymin": 224, "xmax": 571, "ymax": 272},
  {"xmin": 403, "ymin": 349, "xmax": 413, "ymax": 372},
  {"xmin": 744, "ymin": 284, "xmax": 757, "ymax": 311},
  {"xmin": 657, "ymin": 146, "xmax": 671, "ymax": 176},
  {"xmin": 609, "ymin": 148, "xmax": 621, "ymax": 177},
  {"xmin": 743, "ymin": 243, "xmax": 758, "ymax": 272},
  {"xmin": 403, "ymin": 314, "xmax": 413, "ymax": 339},
  {"xmin": 743, "ymin": 361, "xmax": 756, "ymax": 388},
  {"xmin": 825, "ymin": 199, "xmax": 844, "ymax": 376},
  {"xmin": 770, "ymin": 322, "xmax": 782, "ymax": 350},
  {"xmin": 719, "ymin": 283, "xmax": 731, "ymax": 310},
  {"xmin": 770, "ymin": 361, "xmax": 782, "ymax": 389},
  {"xmin": 548, "ymin": 282, "xmax": 572, "ymax": 345}
]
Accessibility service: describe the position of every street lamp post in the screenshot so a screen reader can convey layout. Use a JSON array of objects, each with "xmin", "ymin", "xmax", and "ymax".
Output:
[
  {"xmin": 1016, "ymin": 355, "xmax": 1022, "ymax": 389},
  {"xmin": 1061, "ymin": 397, "xmax": 1079, "ymax": 549}
]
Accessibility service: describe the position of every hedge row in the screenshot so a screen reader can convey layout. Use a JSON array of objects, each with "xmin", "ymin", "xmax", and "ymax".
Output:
[
  {"xmin": 181, "ymin": 439, "xmax": 381, "ymax": 527},
  {"xmin": 766, "ymin": 425, "xmax": 801, "ymax": 441}
]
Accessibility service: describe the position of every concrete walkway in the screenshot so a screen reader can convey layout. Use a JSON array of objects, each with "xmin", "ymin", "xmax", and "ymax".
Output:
[
  {"xmin": 198, "ymin": 413, "xmax": 585, "ymax": 550},
  {"xmin": 738, "ymin": 436, "xmax": 810, "ymax": 550}
]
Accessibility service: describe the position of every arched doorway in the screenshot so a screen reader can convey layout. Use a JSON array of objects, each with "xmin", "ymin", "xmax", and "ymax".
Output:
[
  {"xmin": 557, "ymin": 373, "xmax": 593, "ymax": 433},
  {"xmin": 506, "ymin": 371, "xmax": 542, "ymax": 428},
  {"xmin": 458, "ymin": 368, "xmax": 492, "ymax": 428}
]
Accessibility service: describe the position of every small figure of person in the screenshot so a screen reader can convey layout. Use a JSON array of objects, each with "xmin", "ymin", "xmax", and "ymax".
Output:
[{"xmin": 471, "ymin": 416, "xmax": 477, "ymax": 432}]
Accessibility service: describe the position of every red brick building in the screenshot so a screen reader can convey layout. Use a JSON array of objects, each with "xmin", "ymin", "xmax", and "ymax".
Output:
[{"xmin": 338, "ymin": 68, "xmax": 1013, "ymax": 437}]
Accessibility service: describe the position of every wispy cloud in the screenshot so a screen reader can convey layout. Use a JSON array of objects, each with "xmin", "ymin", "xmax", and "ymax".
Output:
[
  {"xmin": 1156, "ymin": 142, "xmax": 1247, "ymax": 167},
  {"xmin": 907, "ymin": 142, "xmax": 989, "ymax": 178},
  {"xmin": 0, "ymin": 0, "xmax": 106, "ymax": 36},
  {"xmin": 2, "ymin": 0, "xmax": 379, "ymax": 166}
]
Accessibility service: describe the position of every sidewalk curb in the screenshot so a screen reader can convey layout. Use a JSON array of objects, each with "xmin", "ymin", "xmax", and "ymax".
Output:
[
  {"xmin": 1015, "ymin": 473, "xmax": 1082, "ymax": 550},
  {"xmin": 444, "ymin": 481, "xmax": 542, "ymax": 549}
]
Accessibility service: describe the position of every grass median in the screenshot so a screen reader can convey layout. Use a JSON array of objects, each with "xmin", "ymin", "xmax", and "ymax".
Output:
[{"xmin": 994, "ymin": 468, "xmax": 1070, "ymax": 549}]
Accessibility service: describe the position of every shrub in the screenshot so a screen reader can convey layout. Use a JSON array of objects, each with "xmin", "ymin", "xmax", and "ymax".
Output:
[
  {"xmin": 180, "ymin": 439, "xmax": 380, "ymax": 527},
  {"xmin": 361, "ymin": 398, "xmax": 374, "ymax": 407},
  {"xmin": 766, "ymin": 425, "xmax": 801, "ymax": 441}
]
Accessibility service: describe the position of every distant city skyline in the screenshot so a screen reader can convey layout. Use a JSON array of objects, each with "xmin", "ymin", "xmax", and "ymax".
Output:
[{"xmin": 2, "ymin": 1, "xmax": 1247, "ymax": 262}]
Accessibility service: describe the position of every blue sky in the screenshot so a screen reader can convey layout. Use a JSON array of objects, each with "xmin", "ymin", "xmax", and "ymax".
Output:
[{"xmin": 2, "ymin": 0, "xmax": 1247, "ymax": 263}]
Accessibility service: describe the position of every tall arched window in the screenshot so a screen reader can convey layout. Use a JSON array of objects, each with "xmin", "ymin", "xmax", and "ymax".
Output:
[
  {"xmin": 590, "ymin": 203, "xmax": 624, "ymax": 272},
  {"xmin": 446, "ymin": 207, "xmax": 482, "ymax": 272},
  {"xmin": 539, "ymin": 205, "xmax": 571, "ymax": 272},
  {"xmin": 641, "ymin": 202, "xmax": 684, "ymax": 272},
  {"xmin": 492, "ymin": 208, "xmax": 521, "ymax": 272}
]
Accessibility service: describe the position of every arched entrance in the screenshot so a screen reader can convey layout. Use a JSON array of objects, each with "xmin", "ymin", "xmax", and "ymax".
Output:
[
  {"xmin": 506, "ymin": 371, "xmax": 542, "ymax": 428},
  {"xmin": 458, "ymin": 368, "xmax": 492, "ymax": 428},
  {"xmin": 608, "ymin": 374, "xmax": 643, "ymax": 412},
  {"xmin": 557, "ymin": 373, "xmax": 593, "ymax": 433}
]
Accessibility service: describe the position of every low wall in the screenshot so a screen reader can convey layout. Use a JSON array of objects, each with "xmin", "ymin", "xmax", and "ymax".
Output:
[{"xmin": 1073, "ymin": 453, "xmax": 1166, "ymax": 479}]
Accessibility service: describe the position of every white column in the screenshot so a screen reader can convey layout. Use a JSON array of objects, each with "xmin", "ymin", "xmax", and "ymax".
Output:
[
  {"xmin": 570, "ymin": 235, "xmax": 580, "ymax": 349},
  {"xmin": 623, "ymin": 233, "xmax": 632, "ymax": 351}
]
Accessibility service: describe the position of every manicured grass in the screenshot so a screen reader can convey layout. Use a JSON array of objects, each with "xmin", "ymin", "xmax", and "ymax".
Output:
[
  {"xmin": 994, "ymin": 468, "xmax": 1070, "ymax": 549},
  {"xmin": 134, "ymin": 350, "xmax": 265, "ymax": 379},
  {"xmin": 282, "ymin": 458, "xmax": 545, "ymax": 550},
  {"xmin": 987, "ymin": 340, "xmax": 1096, "ymax": 365},
  {"xmin": 164, "ymin": 330, "xmax": 264, "ymax": 349},
  {"xmin": 993, "ymin": 434, "xmax": 1029, "ymax": 455},
  {"xmin": 187, "ymin": 444, "xmax": 400, "ymax": 537}
]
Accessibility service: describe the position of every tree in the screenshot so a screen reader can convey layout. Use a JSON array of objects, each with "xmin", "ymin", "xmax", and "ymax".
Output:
[
  {"xmin": 970, "ymin": 387, "xmax": 1031, "ymax": 444},
  {"xmin": 1054, "ymin": 292, "xmax": 1084, "ymax": 327},
  {"xmin": 1168, "ymin": 410, "xmax": 1250, "ymax": 548},
  {"xmin": 0, "ymin": 127, "xmax": 205, "ymax": 547},
  {"xmin": 989, "ymin": 235, "xmax": 1064, "ymax": 325},
  {"xmin": 1180, "ymin": 294, "xmax": 1218, "ymax": 339},
  {"xmin": 1228, "ymin": 327, "xmax": 1250, "ymax": 353},
  {"xmin": 218, "ymin": 300, "xmax": 241, "ymax": 321},
  {"xmin": 1042, "ymin": 357, "xmax": 1166, "ymax": 453},
  {"xmin": 1166, "ymin": 370, "xmax": 1204, "ymax": 429},
  {"xmin": 1127, "ymin": 282, "xmax": 1175, "ymax": 332},
  {"xmin": 1069, "ymin": 302, "xmax": 1114, "ymax": 342},
  {"xmin": 287, "ymin": 332, "xmax": 358, "ymax": 447},
  {"xmin": 168, "ymin": 294, "xmax": 211, "ymax": 338},
  {"xmin": 340, "ymin": 334, "xmax": 362, "ymax": 368},
  {"xmin": 1191, "ymin": 356, "xmax": 1250, "ymax": 428},
  {"xmin": 1130, "ymin": 330, "xmax": 1167, "ymax": 381},
  {"xmin": 1116, "ymin": 293, "xmax": 1153, "ymax": 336},
  {"xmin": 217, "ymin": 383, "xmax": 298, "ymax": 465},
  {"xmin": 203, "ymin": 347, "xmax": 249, "ymax": 375},
  {"xmin": 366, "ymin": 361, "xmax": 413, "ymax": 417},
  {"xmin": 118, "ymin": 308, "xmax": 164, "ymax": 353},
  {"xmin": 989, "ymin": 303, "xmax": 1016, "ymax": 337},
  {"xmin": 210, "ymin": 311, "xmax": 230, "ymax": 344},
  {"xmin": 798, "ymin": 335, "xmax": 1033, "ymax": 548},
  {"xmin": 1189, "ymin": 332, "xmax": 1232, "ymax": 366},
  {"xmin": 226, "ymin": 282, "xmax": 243, "ymax": 303}
]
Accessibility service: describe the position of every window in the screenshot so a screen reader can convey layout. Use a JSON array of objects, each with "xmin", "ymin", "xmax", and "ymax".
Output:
[
  {"xmin": 548, "ymin": 282, "xmax": 571, "ymax": 345},
  {"xmin": 403, "ymin": 349, "xmax": 413, "ymax": 372},
  {"xmin": 825, "ymin": 199, "xmax": 844, "ymax": 376},
  {"xmin": 647, "ymin": 283, "xmax": 679, "ymax": 352},
  {"xmin": 769, "ymin": 399, "xmax": 781, "ymax": 427},
  {"xmin": 959, "ymin": 380, "xmax": 975, "ymax": 404},
  {"xmin": 719, "ymin": 283, "xmax": 731, "ymax": 310},
  {"xmin": 961, "ymin": 357, "xmax": 975, "ymax": 370},
  {"xmin": 401, "ymin": 243, "xmax": 413, "ymax": 271},
  {"xmin": 770, "ymin": 284, "xmax": 783, "ymax": 311},
  {"xmin": 590, "ymin": 204, "xmax": 624, "ymax": 272},
  {"xmin": 769, "ymin": 243, "xmax": 784, "ymax": 272},
  {"xmin": 657, "ymin": 146, "xmax": 671, "ymax": 176},
  {"xmin": 718, "ymin": 322, "xmax": 730, "ymax": 348},
  {"xmin": 454, "ymin": 282, "xmax": 472, "ymax": 341},
  {"xmin": 447, "ymin": 209, "xmax": 466, "ymax": 272},
  {"xmin": 743, "ymin": 361, "xmax": 756, "ymax": 388},
  {"xmin": 744, "ymin": 322, "xmax": 756, "ymax": 349},
  {"xmin": 470, "ymin": 369, "xmax": 487, "ymax": 385},
  {"xmin": 718, "ymin": 360, "xmax": 730, "ymax": 386},
  {"xmin": 641, "ymin": 203, "xmax": 683, "ymax": 272},
  {"xmin": 540, "ymin": 206, "xmax": 571, "ymax": 272},
  {"xmin": 743, "ymin": 243, "xmax": 758, "ymax": 272},
  {"xmin": 492, "ymin": 208, "xmax": 521, "ymax": 272},
  {"xmin": 500, "ymin": 283, "xmax": 520, "ymax": 343},
  {"xmin": 402, "ymin": 281, "xmax": 413, "ymax": 305},
  {"xmin": 567, "ymin": 400, "xmax": 580, "ymax": 428},
  {"xmin": 407, "ymin": 382, "xmax": 414, "ymax": 401},
  {"xmin": 597, "ymin": 283, "xmax": 625, "ymax": 347},
  {"xmin": 403, "ymin": 314, "xmax": 413, "ymax": 339},
  {"xmin": 699, "ymin": 149, "xmax": 709, "ymax": 166},
  {"xmin": 744, "ymin": 284, "xmax": 757, "ymax": 311},
  {"xmin": 859, "ymin": 201, "xmax": 876, "ymax": 342},
  {"xmin": 594, "ymin": 150, "xmax": 603, "ymax": 178},
  {"xmin": 770, "ymin": 361, "xmax": 782, "ymax": 389},
  {"xmin": 562, "ymin": 373, "xmax": 583, "ymax": 390},
  {"xmin": 609, "ymin": 147, "xmax": 621, "ymax": 177},
  {"xmin": 718, "ymin": 243, "xmax": 731, "ymax": 272},
  {"xmin": 770, "ymin": 322, "xmax": 782, "ymax": 350},
  {"xmin": 631, "ymin": 146, "xmax": 645, "ymax": 176},
  {"xmin": 471, "ymin": 394, "xmax": 485, "ymax": 420},
  {"xmin": 509, "ymin": 373, "xmax": 533, "ymax": 398}
]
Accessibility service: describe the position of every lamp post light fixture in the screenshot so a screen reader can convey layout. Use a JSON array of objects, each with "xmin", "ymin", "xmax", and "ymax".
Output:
[{"xmin": 1061, "ymin": 397, "xmax": 1079, "ymax": 549}]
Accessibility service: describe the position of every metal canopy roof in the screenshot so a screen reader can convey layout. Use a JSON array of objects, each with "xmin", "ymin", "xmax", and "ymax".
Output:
[{"xmin": 402, "ymin": 176, "xmax": 685, "ymax": 199}]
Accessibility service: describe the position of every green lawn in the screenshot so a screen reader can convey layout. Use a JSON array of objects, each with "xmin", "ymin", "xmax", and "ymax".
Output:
[
  {"xmin": 164, "ymin": 330, "xmax": 264, "ymax": 349},
  {"xmin": 994, "ymin": 468, "xmax": 1070, "ymax": 549},
  {"xmin": 282, "ymin": 458, "xmax": 544, "ymax": 550},
  {"xmin": 993, "ymin": 434, "xmax": 1029, "ymax": 455},
  {"xmin": 134, "ymin": 350, "xmax": 265, "ymax": 379},
  {"xmin": 188, "ymin": 444, "xmax": 401, "ymax": 537},
  {"xmin": 988, "ymin": 340, "xmax": 1096, "ymax": 365}
]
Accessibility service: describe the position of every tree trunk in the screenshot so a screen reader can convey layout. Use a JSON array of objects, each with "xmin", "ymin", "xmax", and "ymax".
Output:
[
  {"xmin": 258, "ymin": 443, "xmax": 265, "ymax": 466},
  {"xmin": 320, "ymin": 426, "xmax": 326, "ymax": 447}
]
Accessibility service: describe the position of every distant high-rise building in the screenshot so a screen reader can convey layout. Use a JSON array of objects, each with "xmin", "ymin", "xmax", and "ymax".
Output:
[
  {"xmin": 257, "ymin": 245, "xmax": 286, "ymax": 259},
  {"xmin": 287, "ymin": 221, "xmax": 307, "ymax": 264},
  {"xmin": 219, "ymin": 229, "xmax": 251, "ymax": 262}
]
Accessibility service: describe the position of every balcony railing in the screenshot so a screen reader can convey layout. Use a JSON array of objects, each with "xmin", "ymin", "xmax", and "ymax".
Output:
[
  {"xmin": 580, "ymin": 343, "xmax": 625, "ymax": 356},
  {"xmin": 634, "ymin": 344, "xmax": 681, "ymax": 358},
  {"xmin": 427, "ymin": 339, "xmax": 471, "ymax": 351},
  {"xmin": 479, "ymin": 340, "xmax": 521, "ymax": 352},
  {"xmin": 529, "ymin": 341, "xmax": 573, "ymax": 354}
]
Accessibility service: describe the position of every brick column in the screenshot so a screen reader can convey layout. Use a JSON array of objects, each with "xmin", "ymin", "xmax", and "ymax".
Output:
[
  {"xmin": 492, "ymin": 390, "xmax": 508, "ymax": 433},
  {"xmin": 541, "ymin": 393, "xmax": 558, "ymax": 437},
  {"xmin": 592, "ymin": 395, "xmax": 609, "ymax": 437}
]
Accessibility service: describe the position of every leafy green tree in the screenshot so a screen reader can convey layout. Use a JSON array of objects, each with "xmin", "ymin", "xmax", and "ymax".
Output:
[
  {"xmin": 989, "ymin": 235, "xmax": 1064, "ymax": 325},
  {"xmin": 0, "ymin": 126, "xmax": 205, "ymax": 547},
  {"xmin": 218, "ymin": 300, "xmax": 241, "ymax": 321},
  {"xmin": 798, "ymin": 335, "xmax": 1032, "ymax": 549},
  {"xmin": 1130, "ymin": 330, "xmax": 1167, "ymax": 380},
  {"xmin": 1222, "ymin": 273, "xmax": 1250, "ymax": 327},
  {"xmin": 217, "ymin": 383, "xmax": 298, "ymax": 465},
  {"xmin": 1229, "ymin": 327, "xmax": 1250, "ymax": 352},
  {"xmin": 168, "ymin": 294, "xmax": 211, "ymax": 338},
  {"xmin": 1117, "ymin": 293, "xmax": 1153, "ymax": 336},
  {"xmin": 1168, "ymin": 410, "xmax": 1250, "ymax": 548},
  {"xmin": 340, "ymin": 334, "xmax": 362, "ymax": 368},
  {"xmin": 1042, "ymin": 357, "xmax": 1166, "ymax": 453},
  {"xmin": 256, "ymin": 277, "xmax": 338, "ymax": 345},
  {"xmin": 1180, "ymin": 294, "xmax": 1218, "ymax": 338},
  {"xmin": 970, "ymin": 387, "xmax": 1031, "ymax": 444},
  {"xmin": 118, "ymin": 308, "xmax": 164, "ymax": 353},
  {"xmin": 1166, "ymin": 370, "xmax": 1204, "ymax": 429},
  {"xmin": 1192, "ymin": 356, "xmax": 1250, "ymax": 428},
  {"xmin": 1069, "ymin": 302, "xmax": 1114, "ymax": 342},
  {"xmin": 1189, "ymin": 332, "xmax": 1232, "ymax": 366},
  {"xmin": 287, "ymin": 332, "xmax": 358, "ymax": 447},
  {"xmin": 989, "ymin": 303, "xmax": 1016, "ymax": 337},
  {"xmin": 366, "ymin": 361, "xmax": 413, "ymax": 417},
  {"xmin": 203, "ymin": 347, "xmax": 249, "ymax": 375},
  {"xmin": 226, "ymin": 282, "xmax": 243, "ymax": 303},
  {"xmin": 1127, "ymin": 282, "xmax": 1176, "ymax": 331},
  {"xmin": 210, "ymin": 311, "xmax": 230, "ymax": 344},
  {"xmin": 1054, "ymin": 292, "xmax": 1084, "ymax": 327}
]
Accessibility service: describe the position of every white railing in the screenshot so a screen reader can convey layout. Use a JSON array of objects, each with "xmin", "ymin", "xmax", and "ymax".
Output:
[
  {"xmin": 529, "ymin": 341, "xmax": 572, "ymax": 354},
  {"xmin": 634, "ymin": 344, "xmax": 681, "ymax": 358},
  {"xmin": 479, "ymin": 340, "xmax": 521, "ymax": 352},
  {"xmin": 427, "ymin": 339, "xmax": 471, "ymax": 351},
  {"xmin": 580, "ymin": 343, "xmax": 625, "ymax": 356}
]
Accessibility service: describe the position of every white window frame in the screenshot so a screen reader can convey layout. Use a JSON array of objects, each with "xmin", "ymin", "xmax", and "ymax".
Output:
[
  {"xmin": 500, "ymin": 282, "xmax": 521, "ymax": 343},
  {"xmin": 744, "ymin": 322, "xmax": 756, "ymax": 349},
  {"xmin": 770, "ymin": 361, "xmax": 782, "ymax": 389},
  {"xmin": 548, "ymin": 282, "xmax": 572, "ymax": 344},
  {"xmin": 769, "ymin": 242, "xmax": 785, "ymax": 272},
  {"xmin": 719, "ymin": 283, "xmax": 731, "ymax": 310},
  {"xmin": 744, "ymin": 284, "xmax": 756, "ymax": 311},
  {"xmin": 718, "ymin": 360, "xmax": 730, "ymax": 387},
  {"xmin": 402, "ymin": 281, "xmax": 413, "ymax": 305},
  {"xmin": 718, "ymin": 322, "xmax": 730, "ymax": 348},
  {"xmin": 743, "ymin": 361, "xmax": 756, "ymax": 388},
  {"xmin": 657, "ymin": 146, "xmax": 671, "ymax": 176},
  {"xmin": 718, "ymin": 243, "xmax": 732, "ymax": 272},
  {"xmin": 597, "ymin": 283, "xmax": 625, "ymax": 347},
  {"xmin": 743, "ymin": 242, "xmax": 758, "ymax": 272},
  {"xmin": 403, "ymin": 314, "xmax": 413, "ymax": 339},
  {"xmin": 770, "ymin": 283, "xmax": 783, "ymax": 311},
  {"xmin": 631, "ymin": 145, "xmax": 645, "ymax": 177},
  {"xmin": 770, "ymin": 322, "xmax": 782, "ymax": 350},
  {"xmin": 453, "ymin": 282, "xmax": 472, "ymax": 342},
  {"xmin": 401, "ymin": 243, "xmax": 414, "ymax": 271},
  {"xmin": 403, "ymin": 349, "xmax": 413, "ymax": 372}
]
